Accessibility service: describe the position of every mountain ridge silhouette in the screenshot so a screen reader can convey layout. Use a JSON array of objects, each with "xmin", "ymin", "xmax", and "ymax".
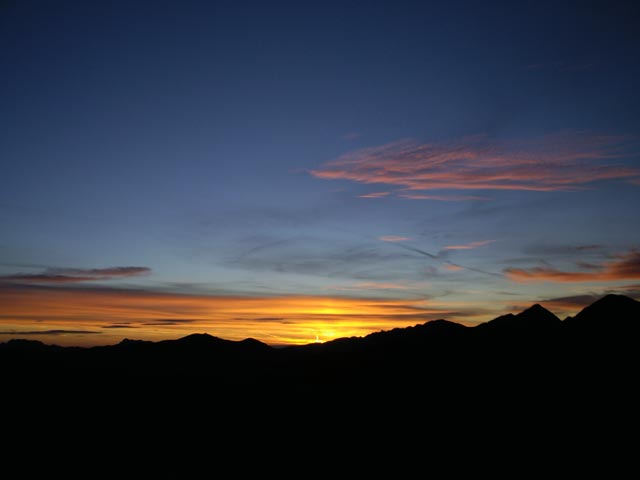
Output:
[
  {"xmin": 2, "ymin": 293, "xmax": 637, "ymax": 351},
  {"xmin": 2, "ymin": 293, "xmax": 638, "ymax": 395}
]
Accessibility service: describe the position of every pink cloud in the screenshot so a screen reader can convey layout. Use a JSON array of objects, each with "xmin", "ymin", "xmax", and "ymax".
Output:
[
  {"xmin": 358, "ymin": 191, "xmax": 391, "ymax": 198},
  {"xmin": 379, "ymin": 235, "xmax": 412, "ymax": 242},
  {"xmin": 445, "ymin": 240, "xmax": 496, "ymax": 250},
  {"xmin": 505, "ymin": 250, "xmax": 640, "ymax": 283},
  {"xmin": 398, "ymin": 193, "xmax": 489, "ymax": 201},
  {"xmin": 310, "ymin": 133, "xmax": 639, "ymax": 196}
]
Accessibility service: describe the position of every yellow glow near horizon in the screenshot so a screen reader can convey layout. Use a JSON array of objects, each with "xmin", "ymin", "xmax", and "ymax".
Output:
[{"xmin": 0, "ymin": 286, "xmax": 477, "ymax": 347}]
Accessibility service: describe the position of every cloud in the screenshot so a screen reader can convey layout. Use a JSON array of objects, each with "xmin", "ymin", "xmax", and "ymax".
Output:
[
  {"xmin": 142, "ymin": 319, "xmax": 197, "ymax": 326},
  {"xmin": 537, "ymin": 294, "xmax": 601, "ymax": 311},
  {"xmin": 228, "ymin": 237, "xmax": 423, "ymax": 281},
  {"xmin": 328, "ymin": 282, "xmax": 411, "ymax": 291},
  {"xmin": 444, "ymin": 240, "xmax": 496, "ymax": 250},
  {"xmin": 605, "ymin": 284, "xmax": 640, "ymax": 299},
  {"xmin": 505, "ymin": 250, "xmax": 640, "ymax": 283},
  {"xmin": 0, "ymin": 330, "xmax": 100, "ymax": 335},
  {"xmin": 359, "ymin": 191, "xmax": 390, "ymax": 198},
  {"xmin": 0, "ymin": 284, "xmax": 477, "ymax": 345},
  {"xmin": 523, "ymin": 244, "xmax": 603, "ymax": 256},
  {"xmin": 442, "ymin": 264, "xmax": 464, "ymax": 272},
  {"xmin": 382, "ymin": 241, "xmax": 503, "ymax": 278},
  {"xmin": 379, "ymin": 235, "xmax": 412, "ymax": 242},
  {"xmin": 0, "ymin": 266, "xmax": 151, "ymax": 284},
  {"xmin": 310, "ymin": 133, "xmax": 639, "ymax": 196},
  {"xmin": 398, "ymin": 193, "xmax": 489, "ymax": 201},
  {"xmin": 508, "ymin": 292, "xmax": 617, "ymax": 317}
]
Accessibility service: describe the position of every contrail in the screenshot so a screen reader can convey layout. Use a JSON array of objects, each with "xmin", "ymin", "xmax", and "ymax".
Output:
[
  {"xmin": 334, "ymin": 226, "xmax": 504, "ymax": 278},
  {"xmin": 392, "ymin": 242, "xmax": 439, "ymax": 259},
  {"xmin": 386, "ymin": 240, "xmax": 503, "ymax": 278},
  {"xmin": 444, "ymin": 261, "xmax": 504, "ymax": 278}
]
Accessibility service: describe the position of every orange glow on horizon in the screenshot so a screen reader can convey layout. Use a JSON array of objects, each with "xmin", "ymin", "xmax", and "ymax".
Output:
[{"xmin": 0, "ymin": 286, "xmax": 468, "ymax": 347}]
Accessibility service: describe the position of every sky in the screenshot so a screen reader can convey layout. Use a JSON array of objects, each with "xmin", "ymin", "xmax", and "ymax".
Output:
[{"xmin": 1, "ymin": 0, "xmax": 639, "ymax": 346}]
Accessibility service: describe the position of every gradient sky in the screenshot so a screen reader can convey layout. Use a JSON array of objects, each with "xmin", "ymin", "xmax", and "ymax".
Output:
[{"xmin": 1, "ymin": 0, "xmax": 639, "ymax": 346}]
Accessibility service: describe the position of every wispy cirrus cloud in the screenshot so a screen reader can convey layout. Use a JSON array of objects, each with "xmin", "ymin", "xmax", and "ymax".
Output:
[
  {"xmin": 0, "ymin": 284, "xmax": 473, "ymax": 345},
  {"xmin": 310, "ymin": 133, "xmax": 640, "ymax": 197},
  {"xmin": 505, "ymin": 250, "xmax": 640, "ymax": 283},
  {"xmin": 442, "ymin": 264, "xmax": 464, "ymax": 272},
  {"xmin": 537, "ymin": 294, "xmax": 601, "ymax": 311},
  {"xmin": 0, "ymin": 329, "xmax": 100, "ymax": 335},
  {"xmin": 327, "ymin": 282, "xmax": 411, "ymax": 291},
  {"xmin": 0, "ymin": 266, "xmax": 151, "ymax": 284},
  {"xmin": 358, "ymin": 191, "xmax": 390, "ymax": 198},
  {"xmin": 605, "ymin": 284, "xmax": 640, "ymax": 299},
  {"xmin": 444, "ymin": 240, "xmax": 496, "ymax": 250},
  {"xmin": 142, "ymin": 319, "xmax": 197, "ymax": 326},
  {"xmin": 379, "ymin": 235, "xmax": 412, "ymax": 242},
  {"xmin": 523, "ymin": 243, "xmax": 603, "ymax": 256},
  {"xmin": 398, "ymin": 193, "xmax": 489, "ymax": 201}
]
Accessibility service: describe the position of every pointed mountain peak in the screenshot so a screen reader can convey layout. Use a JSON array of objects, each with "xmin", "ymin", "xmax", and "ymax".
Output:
[
  {"xmin": 480, "ymin": 303, "xmax": 560, "ymax": 330},
  {"xmin": 523, "ymin": 303, "xmax": 549, "ymax": 314},
  {"xmin": 567, "ymin": 294, "xmax": 640, "ymax": 329},
  {"xmin": 518, "ymin": 303, "xmax": 560, "ymax": 323}
]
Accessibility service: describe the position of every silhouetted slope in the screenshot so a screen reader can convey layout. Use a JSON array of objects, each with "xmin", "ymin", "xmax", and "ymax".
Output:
[
  {"xmin": 1, "ymin": 294, "xmax": 637, "ymax": 398},
  {"xmin": 0, "ymin": 338, "xmax": 60, "ymax": 351},
  {"xmin": 479, "ymin": 304, "xmax": 561, "ymax": 331},
  {"xmin": 560, "ymin": 294, "xmax": 640, "ymax": 387},
  {"xmin": 564, "ymin": 294, "xmax": 640, "ymax": 331},
  {"xmin": 473, "ymin": 303, "xmax": 563, "ymax": 367}
]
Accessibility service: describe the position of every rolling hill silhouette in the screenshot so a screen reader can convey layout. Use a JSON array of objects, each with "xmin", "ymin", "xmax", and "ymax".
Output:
[{"xmin": 2, "ymin": 294, "xmax": 638, "ymax": 399}]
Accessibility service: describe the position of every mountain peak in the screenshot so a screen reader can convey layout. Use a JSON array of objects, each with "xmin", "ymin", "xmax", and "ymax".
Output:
[
  {"xmin": 589, "ymin": 293, "xmax": 637, "ymax": 309},
  {"xmin": 518, "ymin": 303, "xmax": 560, "ymax": 322},
  {"xmin": 524, "ymin": 303, "xmax": 548, "ymax": 313},
  {"xmin": 566, "ymin": 294, "xmax": 640, "ymax": 329},
  {"xmin": 480, "ymin": 302, "xmax": 560, "ymax": 331}
]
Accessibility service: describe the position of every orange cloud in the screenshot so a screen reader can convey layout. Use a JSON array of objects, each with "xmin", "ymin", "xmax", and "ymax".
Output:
[
  {"xmin": 310, "ymin": 134, "xmax": 639, "ymax": 195},
  {"xmin": 443, "ymin": 264, "xmax": 464, "ymax": 272},
  {"xmin": 445, "ymin": 240, "xmax": 496, "ymax": 250},
  {"xmin": 379, "ymin": 235, "xmax": 412, "ymax": 242},
  {"xmin": 0, "ymin": 286, "xmax": 462, "ymax": 347},
  {"xmin": 505, "ymin": 250, "xmax": 640, "ymax": 283}
]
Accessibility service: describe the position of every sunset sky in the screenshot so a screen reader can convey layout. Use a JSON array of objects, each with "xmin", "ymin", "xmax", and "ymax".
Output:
[{"xmin": 1, "ymin": 0, "xmax": 639, "ymax": 346}]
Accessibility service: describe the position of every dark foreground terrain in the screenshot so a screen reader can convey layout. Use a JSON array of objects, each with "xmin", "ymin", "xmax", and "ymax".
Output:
[
  {"xmin": 3, "ymin": 294, "xmax": 638, "ymax": 401},
  {"xmin": 3, "ymin": 293, "xmax": 639, "ymax": 458}
]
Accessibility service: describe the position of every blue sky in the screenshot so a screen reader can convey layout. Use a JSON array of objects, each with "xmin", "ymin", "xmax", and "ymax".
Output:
[{"xmin": 1, "ymin": 0, "xmax": 639, "ymax": 345}]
